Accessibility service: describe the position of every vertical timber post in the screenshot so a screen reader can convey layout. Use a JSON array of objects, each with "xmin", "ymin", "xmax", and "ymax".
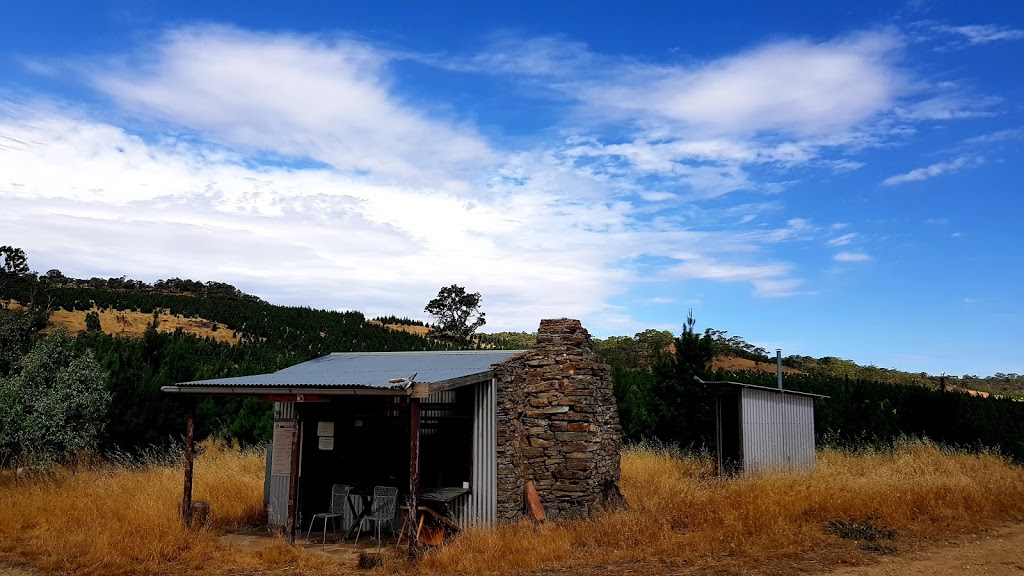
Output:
[
  {"xmin": 286, "ymin": 405, "xmax": 302, "ymax": 544},
  {"xmin": 181, "ymin": 399, "xmax": 196, "ymax": 528},
  {"xmin": 407, "ymin": 396, "xmax": 421, "ymax": 558}
]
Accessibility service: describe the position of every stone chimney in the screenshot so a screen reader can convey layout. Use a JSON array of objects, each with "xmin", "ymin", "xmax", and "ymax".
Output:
[{"xmin": 493, "ymin": 318, "xmax": 625, "ymax": 521}]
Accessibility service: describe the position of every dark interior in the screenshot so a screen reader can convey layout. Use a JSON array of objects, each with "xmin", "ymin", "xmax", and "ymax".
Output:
[
  {"xmin": 294, "ymin": 389, "xmax": 474, "ymax": 530},
  {"xmin": 716, "ymin": 392, "xmax": 742, "ymax": 475}
]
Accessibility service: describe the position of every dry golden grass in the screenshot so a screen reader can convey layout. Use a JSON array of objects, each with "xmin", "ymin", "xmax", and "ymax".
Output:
[
  {"xmin": 3, "ymin": 440, "xmax": 1024, "ymax": 575},
  {"xmin": 712, "ymin": 355, "xmax": 802, "ymax": 374},
  {"xmin": 413, "ymin": 441, "xmax": 1024, "ymax": 575},
  {"xmin": 43, "ymin": 307, "xmax": 241, "ymax": 344},
  {"xmin": 0, "ymin": 440, "xmax": 335, "ymax": 576},
  {"xmin": 367, "ymin": 320, "xmax": 432, "ymax": 337}
]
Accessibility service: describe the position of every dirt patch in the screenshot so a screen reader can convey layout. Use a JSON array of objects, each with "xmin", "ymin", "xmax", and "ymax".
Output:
[{"xmin": 821, "ymin": 522, "xmax": 1024, "ymax": 576}]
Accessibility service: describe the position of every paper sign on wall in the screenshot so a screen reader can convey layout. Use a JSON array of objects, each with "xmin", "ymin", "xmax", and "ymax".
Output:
[
  {"xmin": 318, "ymin": 436, "xmax": 335, "ymax": 450},
  {"xmin": 271, "ymin": 422, "xmax": 294, "ymax": 475},
  {"xmin": 317, "ymin": 421, "xmax": 335, "ymax": 436}
]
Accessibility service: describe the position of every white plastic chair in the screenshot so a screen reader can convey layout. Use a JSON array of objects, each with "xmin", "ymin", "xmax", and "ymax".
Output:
[
  {"xmin": 306, "ymin": 484, "xmax": 350, "ymax": 548},
  {"xmin": 355, "ymin": 486, "xmax": 398, "ymax": 545}
]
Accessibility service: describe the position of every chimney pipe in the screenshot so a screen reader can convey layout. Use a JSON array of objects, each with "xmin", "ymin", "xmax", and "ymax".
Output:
[{"xmin": 776, "ymin": 349, "xmax": 783, "ymax": 390}]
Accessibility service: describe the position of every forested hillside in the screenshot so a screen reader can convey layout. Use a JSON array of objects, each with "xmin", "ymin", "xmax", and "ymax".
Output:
[
  {"xmin": 2, "ymin": 244, "xmax": 1021, "ymax": 468},
  {"xmin": 0, "ymin": 248, "xmax": 461, "ymax": 458}
]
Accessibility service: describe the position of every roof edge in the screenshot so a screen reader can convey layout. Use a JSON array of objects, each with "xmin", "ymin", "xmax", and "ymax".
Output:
[{"xmin": 160, "ymin": 385, "xmax": 410, "ymax": 397}]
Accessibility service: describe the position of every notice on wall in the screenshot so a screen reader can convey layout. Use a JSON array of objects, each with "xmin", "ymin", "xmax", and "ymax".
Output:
[
  {"xmin": 271, "ymin": 422, "xmax": 294, "ymax": 475},
  {"xmin": 317, "ymin": 421, "xmax": 335, "ymax": 437},
  {"xmin": 318, "ymin": 436, "xmax": 335, "ymax": 451}
]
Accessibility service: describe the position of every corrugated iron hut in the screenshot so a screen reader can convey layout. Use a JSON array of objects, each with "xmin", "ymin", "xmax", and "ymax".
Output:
[
  {"xmin": 162, "ymin": 318, "xmax": 624, "ymax": 543},
  {"xmin": 706, "ymin": 378, "xmax": 826, "ymax": 475}
]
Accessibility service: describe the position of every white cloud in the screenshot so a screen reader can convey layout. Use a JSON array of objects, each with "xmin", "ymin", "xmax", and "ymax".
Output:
[
  {"xmin": 0, "ymin": 104, "xmax": 632, "ymax": 325},
  {"xmin": 0, "ymin": 98, "xmax": 820, "ymax": 331},
  {"xmin": 827, "ymin": 233, "xmax": 859, "ymax": 247},
  {"xmin": 964, "ymin": 128, "xmax": 1024, "ymax": 145},
  {"xmin": 894, "ymin": 95, "xmax": 1000, "ymax": 120},
  {"xmin": 90, "ymin": 25, "xmax": 495, "ymax": 184},
  {"xmin": 826, "ymin": 159, "xmax": 866, "ymax": 173},
  {"xmin": 11, "ymin": 21, "xmax": 983, "ymax": 329},
  {"xmin": 666, "ymin": 255, "xmax": 803, "ymax": 297},
  {"xmin": 882, "ymin": 155, "xmax": 982, "ymax": 185},
  {"xmin": 936, "ymin": 24, "xmax": 1024, "ymax": 45},
  {"xmin": 834, "ymin": 252, "xmax": 872, "ymax": 263},
  {"xmin": 576, "ymin": 31, "xmax": 905, "ymax": 138}
]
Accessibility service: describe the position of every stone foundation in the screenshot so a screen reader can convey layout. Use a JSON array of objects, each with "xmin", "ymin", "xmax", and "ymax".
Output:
[{"xmin": 494, "ymin": 318, "xmax": 624, "ymax": 521}]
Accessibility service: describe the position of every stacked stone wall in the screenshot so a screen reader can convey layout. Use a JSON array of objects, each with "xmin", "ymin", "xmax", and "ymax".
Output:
[{"xmin": 494, "ymin": 318, "xmax": 624, "ymax": 521}]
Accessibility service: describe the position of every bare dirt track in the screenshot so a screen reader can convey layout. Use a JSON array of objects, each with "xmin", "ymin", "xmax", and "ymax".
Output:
[{"xmin": 821, "ymin": 523, "xmax": 1024, "ymax": 576}]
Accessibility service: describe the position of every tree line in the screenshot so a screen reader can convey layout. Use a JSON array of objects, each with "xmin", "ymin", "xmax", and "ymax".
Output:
[
  {"xmin": 609, "ymin": 314, "xmax": 1024, "ymax": 462},
  {"xmin": 4, "ymin": 245, "xmax": 1022, "ymax": 467}
]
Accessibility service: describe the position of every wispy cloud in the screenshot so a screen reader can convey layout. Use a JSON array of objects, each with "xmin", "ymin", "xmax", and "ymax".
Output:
[
  {"xmin": 882, "ymin": 155, "xmax": 982, "ymax": 185},
  {"xmin": 894, "ymin": 95, "xmax": 1000, "ymax": 120},
  {"xmin": 90, "ymin": 25, "xmax": 495, "ymax": 185},
  {"xmin": 834, "ymin": 252, "xmax": 872, "ymax": 263},
  {"xmin": 666, "ymin": 255, "xmax": 804, "ymax": 297},
  {"xmin": 572, "ymin": 31, "xmax": 906, "ymax": 138},
  {"xmin": 827, "ymin": 233, "xmax": 859, "ymax": 247},
  {"xmin": 934, "ymin": 24, "xmax": 1024, "ymax": 46},
  {"xmin": 963, "ymin": 128, "xmax": 1024, "ymax": 145}
]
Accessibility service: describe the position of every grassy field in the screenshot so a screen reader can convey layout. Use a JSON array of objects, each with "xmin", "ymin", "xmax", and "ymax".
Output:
[
  {"xmin": 2, "ymin": 440, "xmax": 1023, "ymax": 575},
  {"xmin": 45, "ymin": 307, "xmax": 242, "ymax": 344}
]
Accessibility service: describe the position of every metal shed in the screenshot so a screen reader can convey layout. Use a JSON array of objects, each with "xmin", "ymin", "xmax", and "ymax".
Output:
[
  {"xmin": 705, "ymin": 379, "xmax": 827, "ymax": 475},
  {"xmin": 162, "ymin": 350, "xmax": 524, "ymax": 544}
]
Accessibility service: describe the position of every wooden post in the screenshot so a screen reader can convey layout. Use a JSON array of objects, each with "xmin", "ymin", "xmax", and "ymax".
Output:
[
  {"xmin": 407, "ymin": 397, "xmax": 421, "ymax": 558},
  {"xmin": 181, "ymin": 400, "xmax": 195, "ymax": 528},
  {"xmin": 286, "ymin": 405, "xmax": 302, "ymax": 544}
]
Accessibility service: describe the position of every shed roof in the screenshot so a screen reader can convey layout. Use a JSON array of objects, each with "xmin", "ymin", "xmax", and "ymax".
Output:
[
  {"xmin": 161, "ymin": 350, "xmax": 527, "ymax": 398},
  {"xmin": 701, "ymin": 378, "xmax": 829, "ymax": 399}
]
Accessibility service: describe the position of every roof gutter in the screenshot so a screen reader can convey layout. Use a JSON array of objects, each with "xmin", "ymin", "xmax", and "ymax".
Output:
[{"xmin": 159, "ymin": 385, "xmax": 411, "ymax": 397}]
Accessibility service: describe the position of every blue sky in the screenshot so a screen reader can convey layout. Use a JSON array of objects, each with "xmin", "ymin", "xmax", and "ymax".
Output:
[{"xmin": 1, "ymin": 2, "xmax": 1022, "ymax": 377}]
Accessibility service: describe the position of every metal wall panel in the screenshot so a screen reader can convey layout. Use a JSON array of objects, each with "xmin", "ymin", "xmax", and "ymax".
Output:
[
  {"xmin": 467, "ymin": 379, "xmax": 497, "ymax": 526},
  {"xmin": 267, "ymin": 401, "xmax": 295, "ymax": 526},
  {"xmin": 424, "ymin": 390, "xmax": 456, "ymax": 437},
  {"xmin": 740, "ymin": 389, "xmax": 815, "ymax": 473}
]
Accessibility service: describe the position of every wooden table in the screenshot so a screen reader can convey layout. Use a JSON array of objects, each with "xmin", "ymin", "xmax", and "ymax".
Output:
[
  {"xmin": 419, "ymin": 487, "xmax": 469, "ymax": 524},
  {"xmin": 396, "ymin": 487, "xmax": 470, "ymax": 547}
]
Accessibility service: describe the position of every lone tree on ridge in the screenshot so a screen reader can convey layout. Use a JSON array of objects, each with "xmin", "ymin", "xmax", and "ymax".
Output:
[{"xmin": 424, "ymin": 284, "xmax": 486, "ymax": 340}]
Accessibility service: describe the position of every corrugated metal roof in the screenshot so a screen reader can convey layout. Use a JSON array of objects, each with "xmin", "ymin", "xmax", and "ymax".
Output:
[
  {"xmin": 703, "ymin": 379, "xmax": 829, "ymax": 399},
  {"xmin": 171, "ymin": 350, "xmax": 526, "ymax": 390}
]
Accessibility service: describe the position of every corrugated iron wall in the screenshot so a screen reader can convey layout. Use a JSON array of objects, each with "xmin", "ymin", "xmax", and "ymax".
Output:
[
  {"xmin": 740, "ymin": 389, "xmax": 815, "ymax": 473},
  {"xmin": 267, "ymin": 401, "xmax": 294, "ymax": 526},
  {"xmin": 424, "ymin": 390, "xmax": 456, "ymax": 437},
  {"xmin": 467, "ymin": 379, "xmax": 497, "ymax": 526}
]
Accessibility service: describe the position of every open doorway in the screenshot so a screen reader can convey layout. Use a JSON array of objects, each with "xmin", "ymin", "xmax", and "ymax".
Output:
[{"xmin": 715, "ymin": 393, "xmax": 742, "ymax": 475}]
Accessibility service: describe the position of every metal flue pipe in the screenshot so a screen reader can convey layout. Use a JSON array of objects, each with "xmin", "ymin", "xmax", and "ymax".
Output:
[{"xmin": 776, "ymin": 349, "xmax": 783, "ymax": 390}]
